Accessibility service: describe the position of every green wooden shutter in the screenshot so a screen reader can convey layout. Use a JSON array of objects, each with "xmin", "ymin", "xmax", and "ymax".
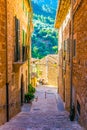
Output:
[
  {"xmin": 22, "ymin": 0, "xmax": 24, "ymax": 10},
  {"xmin": 22, "ymin": 30, "xmax": 25, "ymax": 46},
  {"xmin": 18, "ymin": 19, "xmax": 20, "ymax": 60}
]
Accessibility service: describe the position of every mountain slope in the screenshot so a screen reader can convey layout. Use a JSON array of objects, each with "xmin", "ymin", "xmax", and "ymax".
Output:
[{"xmin": 31, "ymin": 0, "xmax": 58, "ymax": 59}]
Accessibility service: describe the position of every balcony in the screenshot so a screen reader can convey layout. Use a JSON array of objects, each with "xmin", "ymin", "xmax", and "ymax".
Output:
[
  {"xmin": 13, "ymin": 46, "xmax": 23, "ymax": 72},
  {"xmin": 13, "ymin": 45, "xmax": 29, "ymax": 72}
]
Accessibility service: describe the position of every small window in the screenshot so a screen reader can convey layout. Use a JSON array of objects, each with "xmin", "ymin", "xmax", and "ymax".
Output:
[
  {"xmin": 14, "ymin": 17, "xmax": 20, "ymax": 61},
  {"xmin": 66, "ymin": 38, "xmax": 70, "ymax": 63},
  {"xmin": 22, "ymin": 30, "xmax": 27, "ymax": 46},
  {"xmin": 22, "ymin": 0, "xmax": 24, "ymax": 10},
  {"xmin": 73, "ymin": 39, "xmax": 76, "ymax": 57}
]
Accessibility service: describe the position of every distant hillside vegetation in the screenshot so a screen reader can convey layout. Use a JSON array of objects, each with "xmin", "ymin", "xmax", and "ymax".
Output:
[{"xmin": 31, "ymin": 0, "xmax": 58, "ymax": 59}]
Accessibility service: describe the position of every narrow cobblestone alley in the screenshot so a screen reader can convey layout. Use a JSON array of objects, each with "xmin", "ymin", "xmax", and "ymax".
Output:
[{"xmin": 0, "ymin": 86, "xmax": 84, "ymax": 130}]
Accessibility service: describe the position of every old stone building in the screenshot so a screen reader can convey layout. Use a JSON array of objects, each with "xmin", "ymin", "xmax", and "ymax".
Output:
[
  {"xmin": 35, "ymin": 55, "xmax": 58, "ymax": 87},
  {"xmin": 0, "ymin": 0, "xmax": 33, "ymax": 125},
  {"xmin": 55, "ymin": 0, "xmax": 87, "ymax": 129}
]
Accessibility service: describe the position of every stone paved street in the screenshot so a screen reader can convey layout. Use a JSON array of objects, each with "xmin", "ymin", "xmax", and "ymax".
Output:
[{"xmin": 0, "ymin": 86, "xmax": 85, "ymax": 130}]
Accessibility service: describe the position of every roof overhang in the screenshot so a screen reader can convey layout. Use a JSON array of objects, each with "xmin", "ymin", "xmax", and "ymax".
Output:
[
  {"xmin": 55, "ymin": 0, "xmax": 70, "ymax": 29},
  {"xmin": 25, "ymin": 0, "xmax": 32, "ymax": 12}
]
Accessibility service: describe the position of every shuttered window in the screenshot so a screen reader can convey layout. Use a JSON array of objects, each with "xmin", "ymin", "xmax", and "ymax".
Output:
[
  {"xmin": 66, "ymin": 39, "xmax": 70, "ymax": 63},
  {"xmin": 14, "ymin": 17, "xmax": 20, "ymax": 62},
  {"xmin": 22, "ymin": 30, "xmax": 27, "ymax": 46},
  {"xmin": 22, "ymin": 30, "xmax": 27, "ymax": 61},
  {"xmin": 22, "ymin": 0, "xmax": 24, "ymax": 10}
]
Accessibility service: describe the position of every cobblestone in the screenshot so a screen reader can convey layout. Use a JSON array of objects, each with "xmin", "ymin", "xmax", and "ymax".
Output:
[{"xmin": 0, "ymin": 86, "xmax": 85, "ymax": 130}]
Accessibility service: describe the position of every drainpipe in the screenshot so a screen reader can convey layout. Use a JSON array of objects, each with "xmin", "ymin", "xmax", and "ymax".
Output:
[
  {"xmin": 28, "ymin": 14, "xmax": 31, "ymax": 86},
  {"xmin": 61, "ymin": 25, "xmax": 65, "ymax": 101},
  {"xmin": 28, "ymin": 46, "xmax": 30, "ymax": 86},
  {"xmin": 70, "ymin": 0, "xmax": 73, "ymax": 119},
  {"xmin": 28, "ymin": 37, "xmax": 31, "ymax": 85},
  {"xmin": 5, "ymin": 0, "xmax": 9, "ymax": 122}
]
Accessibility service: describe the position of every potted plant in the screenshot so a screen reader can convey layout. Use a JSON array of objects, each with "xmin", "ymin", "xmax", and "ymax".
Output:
[
  {"xmin": 24, "ymin": 84, "xmax": 36, "ymax": 103},
  {"xmin": 24, "ymin": 93, "xmax": 35, "ymax": 103},
  {"xmin": 28, "ymin": 84, "xmax": 36, "ymax": 93}
]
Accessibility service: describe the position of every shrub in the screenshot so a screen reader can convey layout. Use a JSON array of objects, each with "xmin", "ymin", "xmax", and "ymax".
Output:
[
  {"xmin": 24, "ymin": 84, "xmax": 36, "ymax": 103},
  {"xmin": 28, "ymin": 84, "xmax": 36, "ymax": 93},
  {"xmin": 25, "ymin": 93, "xmax": 35, "ymax": 103}
]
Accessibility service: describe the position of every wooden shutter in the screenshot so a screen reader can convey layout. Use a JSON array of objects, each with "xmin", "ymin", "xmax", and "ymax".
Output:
[
  {"xmin": 66, "ymin": 38, "xmax": 70, "ymax": 63},
  {"xmin": 14, "ymin": 17, "xmax": 20, "ymax": 61},
  {"xmin": 18, "ymin": 19, "xmax": 20, "ymax": 60}
]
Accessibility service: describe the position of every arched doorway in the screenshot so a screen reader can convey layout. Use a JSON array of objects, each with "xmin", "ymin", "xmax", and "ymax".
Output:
[{"xmin": 21, "ymin": 74, "xmax": 24, "ymax": 106}]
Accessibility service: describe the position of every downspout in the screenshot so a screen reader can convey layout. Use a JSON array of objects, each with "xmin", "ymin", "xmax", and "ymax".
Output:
[
  {"xmin": 61, "ymin": 25, "xmax": 65, "ymax": 101},
  {"xmin": 28, "ymin": 28, "xmax": 30, "ymax": 86},
  {"xmin": 28, "ymin": 14, "xmax": 31, "ymax": 86},
  {"xmin": 5, "ymin": 0, "xmax": 9, "ymax": 122},
  {"xmin": 57, "ymin": 52, "xmax": 59, "ymax": 93},
  {"xmin": 70, "ymin": 0, "xmax": 73, "ymax": 118},
  {"xmin": 29, "ymin": 36, "xmax": 31, "ymax": 85}
]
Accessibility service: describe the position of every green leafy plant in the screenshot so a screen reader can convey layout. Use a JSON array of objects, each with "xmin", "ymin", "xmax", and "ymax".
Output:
[
  {"xmin": 24, "ymin": 93, "xmax": 35, "ymax": 103},
  {"xmin": 24, "ymin": 84, "xmax": 36, "ymax": 103},
  {"xmin": 28, "ymin": 84, "xmax": 36, "ymax": 93}
]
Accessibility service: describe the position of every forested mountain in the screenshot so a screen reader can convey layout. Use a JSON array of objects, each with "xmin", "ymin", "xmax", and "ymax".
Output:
[{"xmin": 31, "ymin": 0, "xmax": 58, "ymax": 59}]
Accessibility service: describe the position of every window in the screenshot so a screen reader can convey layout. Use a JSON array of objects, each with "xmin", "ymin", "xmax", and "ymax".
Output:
[
  {"xmin": 22, "ymin": 0, "xmax": 24, "ymax": 10},
  {"xmin": 73, "ymin": 39, "xmax": 76, "ymax": 57},
  {"xmin": 22, "ymin": 30, "xmax": 27, "ymax": 61},
  {"xmin": 14, "ymin": 17, "xmax": 20, "ymax": 62},
  {"xmin": 22, "ymin": 30, "xmax": 27, "ymax": 46},
  {"xmin": 66, "ymin": 38, "xmax": 70, "ymax": 63}
]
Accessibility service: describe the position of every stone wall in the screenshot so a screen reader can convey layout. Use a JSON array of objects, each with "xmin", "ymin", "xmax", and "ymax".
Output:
[
  {"xmin": 36, "ymin": 55, "xmax": 58, "ymax": 87},
  {"xmin": 7, "ymin": 0, "xmax": 29, "ymax": 119},
  {"xmin": 73, "ymin": 0, "xmax": 87, "ymax": 128},
  {"xmin": 57, "ymin": 0, "xmax": 87, "ymax": 128},
  {"xmin": 0, "ymin": 0, "xmax": 7, "ymax": 125},
  {"xmin": 48, "ymin": 62, "xmax": 58, "ymax": 87},
  {"xmin": 58, "ymin": 12, "xmax": 71, "ymax": 109},
  {"xmin": 63, "ymin": 20, "xmax": 71, "ymax": 110},
  {"xmin": 0, "ymin": 0, "xmax": 32, "ymax": 125}
]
